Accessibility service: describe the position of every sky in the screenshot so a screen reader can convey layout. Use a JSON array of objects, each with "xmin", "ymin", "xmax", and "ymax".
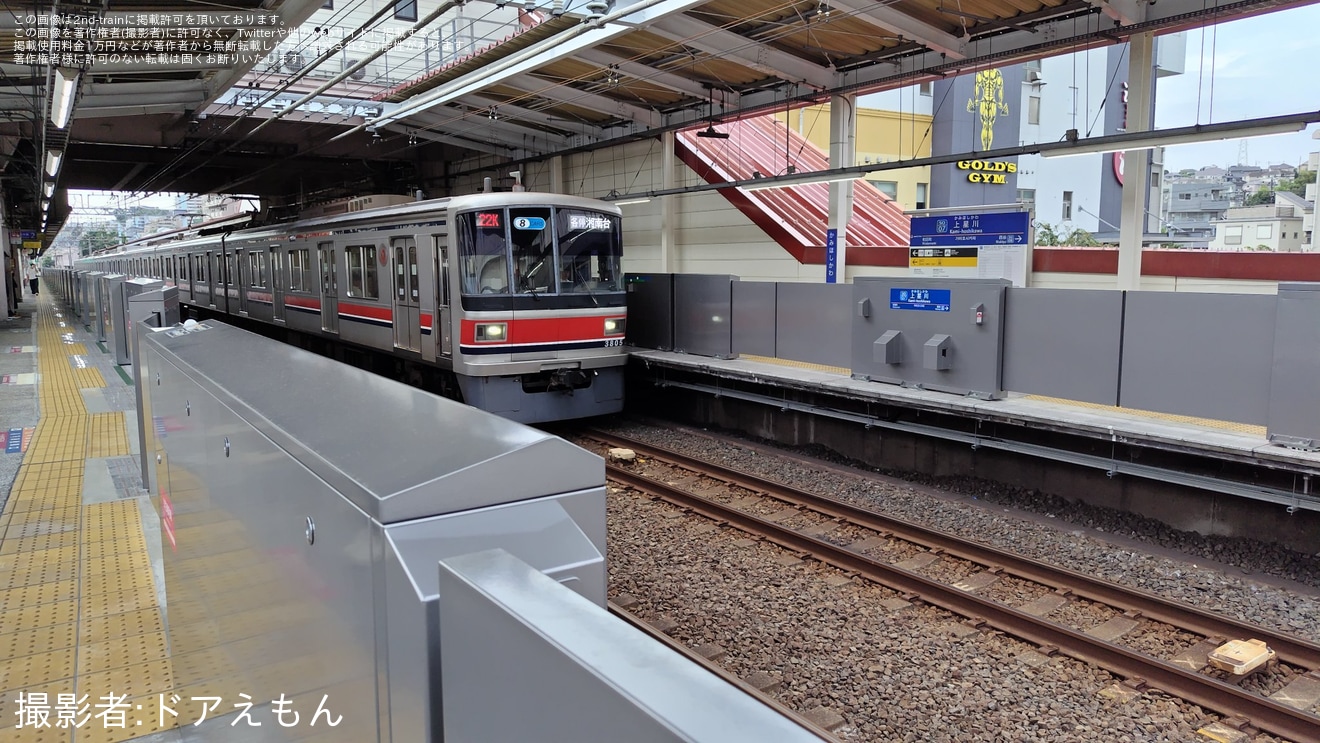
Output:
[{"xmin": 1153, "ymin": 4, "xmax": 1320, "ymax": 172}]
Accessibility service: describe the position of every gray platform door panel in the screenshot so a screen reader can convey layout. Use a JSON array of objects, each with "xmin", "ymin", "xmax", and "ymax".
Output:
[
  {"xmin": 392, "ymin": 237, "xmax": 420, "ymax": 352},
  {"xmin": 851, "ymin": 278, "xmax": 1007, "ymax": 399},
  {"xmin": 1002, "ymin": 288, "xmax": 1124, "ymax": 405},
  {"xmin": 1268, "ymin": 283, "xmax": 1320, "ymax": 448},
  {"xmin": 319, "ymin": 242, "xmax": 339, "ymax": 334},
  {"xmin": 1119, "ymin": 291, "xmax": 1274, "ymax": 425}
]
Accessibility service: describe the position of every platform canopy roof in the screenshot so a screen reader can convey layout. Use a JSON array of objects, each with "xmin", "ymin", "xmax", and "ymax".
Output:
[{"xmin": 1, "ymin": 0, "xmax": 1312, "ymax": 244}]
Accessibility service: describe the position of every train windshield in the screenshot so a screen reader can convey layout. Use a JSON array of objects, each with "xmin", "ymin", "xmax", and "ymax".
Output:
[{"xmin": 458, "ymin": 207, "xmax": 622, "ymax": 297}]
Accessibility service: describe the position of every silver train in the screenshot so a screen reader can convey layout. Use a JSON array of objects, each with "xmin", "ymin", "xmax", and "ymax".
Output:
[{"xmin": 77, "ymin": 192, "xmax": 628, "ymax": 423}]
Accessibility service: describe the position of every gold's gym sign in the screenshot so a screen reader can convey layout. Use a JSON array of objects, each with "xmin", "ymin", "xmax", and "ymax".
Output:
[{"xmin": 956, "ymin": 160, "xmax": 1016, "ymax": 184}]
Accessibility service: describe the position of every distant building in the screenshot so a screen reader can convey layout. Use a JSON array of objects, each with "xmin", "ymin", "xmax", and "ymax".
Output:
[
  {"xmin": 1160, "ymin": 179, "xmax": 1232, "ymax": 241},
  {"xmin": 1208, "ymin": 205, "xmax": 1306, "ymax": 252},
  {"xmin": 782, "ymin": 96, "xmax": 934, "ymax": 212},
  {"xmin": 203, "ymin": 195, "xmax": 258, "ymax": 221},
  {"xmin": 1276, "ymin": 192, "xmax": 1313, "ymax": 250}
]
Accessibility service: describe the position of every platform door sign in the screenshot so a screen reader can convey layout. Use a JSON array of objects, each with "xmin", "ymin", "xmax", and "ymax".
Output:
[
  {"xmin": 890, "ymin": 288, "xmax": 951, "ymax": 312},
  {"xmin": 825, "ymin": 228, "xmax": 839, "ymax": 284},
  {"xmin": 909, "ymin": 211, "xmax": 1030, "ymax": 286}
]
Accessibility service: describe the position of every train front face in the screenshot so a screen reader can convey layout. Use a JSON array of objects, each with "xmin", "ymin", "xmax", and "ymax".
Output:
[{"xmin": 447, "ymin": 194, "xmax": 628, "ymax": 423}]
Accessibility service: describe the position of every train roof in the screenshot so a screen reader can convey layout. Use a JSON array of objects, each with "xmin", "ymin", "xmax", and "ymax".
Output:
[{"xmin": 83, "ymin": 191, "xmax": 623, "ymax": 260}]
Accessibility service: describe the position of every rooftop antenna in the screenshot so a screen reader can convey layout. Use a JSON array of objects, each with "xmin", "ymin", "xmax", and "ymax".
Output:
[{"xmin": 510, "ymin": 170, "xmax": 525, "ymax": 192}]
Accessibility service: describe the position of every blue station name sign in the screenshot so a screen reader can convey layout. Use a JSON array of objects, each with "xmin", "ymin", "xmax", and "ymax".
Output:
[{"xmin": 890, "ymin": 288, "xmax": 951, "ymax": 312}]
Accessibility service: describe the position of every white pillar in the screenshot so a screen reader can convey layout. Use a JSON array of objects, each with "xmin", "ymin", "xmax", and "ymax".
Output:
[
  {"xmin": 1117, "ymin": 33, "xmax": 1154, "ymax": 290},
  {"xmin": 549, "ymin": 155, "xmax": 564, "ymax": 194},
  {"xmin": 827, "ymin": 94, "xmax": 857, "ymax": 283},
  {"xmin": 660, "ymin": 131, "xmax": 676, "ymax": 273}
]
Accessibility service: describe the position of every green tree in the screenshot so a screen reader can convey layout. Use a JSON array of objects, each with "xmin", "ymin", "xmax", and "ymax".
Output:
[
  {"xmin": 1278, "ymin": 169, "xmax": 1316, "ymax": 197},
  {"xmin": 1034, "ymin": 222, "xmax": 1060, "ymax": 246},
  {"xmin": 1063, "ymin": 228, "xmax": 1100, "ymax": 247},
  {"xmin": 79, "ymin": 228, "xmax": 121, "ymax": 255},
  {"xmin": 1244, "ymin": 187, "xmax": 1274, "ymax": 207}
]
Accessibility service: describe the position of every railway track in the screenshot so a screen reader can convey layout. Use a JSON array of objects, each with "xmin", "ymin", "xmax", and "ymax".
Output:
[
  {"xmin": 608, "ymin": 602, "xmax": 840, "ymax": 741},
  {"xmin": 585, "ymin": 429, "xmax": 1320, "ymax": 743}
]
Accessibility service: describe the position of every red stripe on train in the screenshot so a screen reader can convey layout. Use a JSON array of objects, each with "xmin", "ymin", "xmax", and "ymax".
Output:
[
  {"xmin": 285, "ymin": 296, "xmax": 322, "ymax": 310},
  {"xmin": 460, "ymin": 315, "xmax": 625, "ymax": 345},
  {"xmin": 339, "ymin": 302, "xmax": 392, "ymax": 321}
]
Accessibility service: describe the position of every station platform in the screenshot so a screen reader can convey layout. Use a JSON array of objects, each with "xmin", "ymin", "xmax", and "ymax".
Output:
[
  {"xmin": 625, "ymin": 351, "xmax": 1320, "ymax": 485},
  {"xmin": 0, "ymin": 285, "xmax": 175, "ymax": 743}
]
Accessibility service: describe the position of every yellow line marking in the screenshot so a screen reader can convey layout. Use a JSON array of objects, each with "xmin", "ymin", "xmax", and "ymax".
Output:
[{"xmin": 0, "ymin": 295, "xmax": 176, "ymax": 736}]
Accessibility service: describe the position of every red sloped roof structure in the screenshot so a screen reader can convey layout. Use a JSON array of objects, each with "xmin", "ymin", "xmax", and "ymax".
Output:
[{"xmin": 676, "ymin": 116, "xmax": 911, "ymax": 265}]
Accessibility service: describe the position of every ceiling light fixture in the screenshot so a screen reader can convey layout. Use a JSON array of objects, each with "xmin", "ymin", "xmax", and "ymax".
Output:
[
  {"xmin": 611, "ymin": 197, "xmax": 651, "ymax": 206},
  {"xmin": 43, "ymin": 182, "xmax": 54, "ymax": 198},
  {"xmin": 695, "ymin": 125, "xmax": 728, "ymax": 139},
  {"xmin": 1042, "ymin": 121, "xmax": 1306, "ymax": 159},
  {"xmin": 50, "ymin": 67, "xmax": 80, "ymax": 129},
  {"xmin": 45, "ymin": 149, "xmax": 63, "ymax": 177}
]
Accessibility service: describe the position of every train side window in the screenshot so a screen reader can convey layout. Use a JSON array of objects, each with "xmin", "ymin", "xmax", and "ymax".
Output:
[
  {"xmin": 248, "ymin": 251, "xmax": 266, "ymax": 288},
  {"xmin": 435, "ymin": 236, "xmax": 450, "ymax": 306},
  {"xmin": 289, "ymin": 249, "xmax": 310, "ymax": 291},
  {"xmin": 346, "ymin": 245, "xmax": 379, "ymax": 299}
]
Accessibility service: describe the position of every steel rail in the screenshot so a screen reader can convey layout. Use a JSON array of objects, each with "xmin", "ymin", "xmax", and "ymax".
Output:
[
  {"xmin": 588, "ymin": 430, "xmax": 1320, "ymax": 671},
  {"xmin": 608, "ymin": 602, "xmax": 839, "ymax": 741},
  {"xmin": 599, "ymin": 453, "xmax": 1320, "ymax": 741}
]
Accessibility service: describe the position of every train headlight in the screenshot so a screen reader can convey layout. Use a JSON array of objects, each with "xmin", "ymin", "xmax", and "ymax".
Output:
[
  {"xmin": 604, "ymin": 318, "xmax": 626, "ymax": 336},
  {"xmin": 475, "ymin": 322, "xmax": 507, "ymax": 342}
]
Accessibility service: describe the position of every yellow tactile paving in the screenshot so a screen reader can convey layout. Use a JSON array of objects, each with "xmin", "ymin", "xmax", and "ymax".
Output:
[
  {"xmin": 0, "ymin": 296, "xmax": 176, "ymax": 743},
  {"xmin": 1023, "ymin": 394, "xmax": 1268, "ymax": 436},
  {"xmin": 85, "ymin": 415, "xmax": 131, "ymax": 459},
  {"xmin": 741, "ymin": 353, "xmax": 852, "ymax": 375},
  {"xmin": 73, "ymin": 368, "xmax": 107, "ymax": 390}
]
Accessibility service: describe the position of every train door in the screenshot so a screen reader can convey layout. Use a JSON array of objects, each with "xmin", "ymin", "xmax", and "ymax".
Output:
[
  {"xmin": 271, "ymin": 248, "xmax": 285, "ymax": 322},
  {"xmin": 236, "ymin": 250, "xmax": 248, "ymax": 314},
  {"xmin": 391, "ymin": 237, "xmax": 420, "ymax": 352},
  {"xmin": 318, "ymin": 242, "xmax": 338, "ymax": 333},
  {"xmin": 206, "ymin": 251, "xmax": 216, "ymax": 307},
  {"xmin": 224, "ymin": 250, "xmax": 236, "ymax": 315},
  {"xmin": 435, "ymin": 237, "xmax": 452, "ymax": 358}
]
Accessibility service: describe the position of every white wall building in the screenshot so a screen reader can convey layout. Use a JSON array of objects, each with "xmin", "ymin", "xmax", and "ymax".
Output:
[{"xmin": 1208, "ymin": 205, "xmax": 1306, "ymax": 251}]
